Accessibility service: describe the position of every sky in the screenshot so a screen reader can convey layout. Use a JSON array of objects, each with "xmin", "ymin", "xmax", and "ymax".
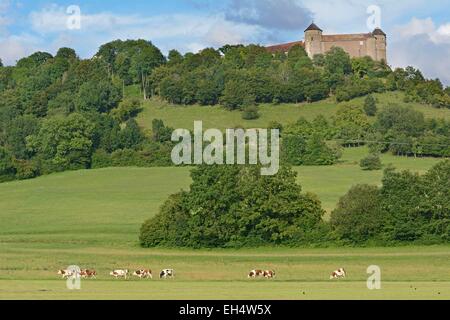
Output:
[{"xmin": 0, "ymin": 0, "xmax": 449, "ymax": 84}]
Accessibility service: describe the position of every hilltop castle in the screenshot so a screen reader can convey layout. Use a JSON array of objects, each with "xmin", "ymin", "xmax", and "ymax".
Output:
[{"xmin": 267, "ymin": 22, "xmax": 387, "ymax": 62}]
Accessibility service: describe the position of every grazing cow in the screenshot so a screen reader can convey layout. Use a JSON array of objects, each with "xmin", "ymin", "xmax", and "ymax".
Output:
[
  {"xmin": 248, "ymin": 270, "xmax": 264, "ymax": 278},
  {"xmin": 133, "ymin": 269, "xmax": 153, "ymax": 279},
  {"xmin": 57, "ymin": 269, "xmax": 75, "ymax": 279},
  {"xmin": 80, "ymin": 269, "xmax": 97, "ymax": 279},
  {"xmin": 159, "ymin": 269, "xmax": 175, "ymax": 279},
  {"xmin": 330, "ymin": 268, "xmax": 347, "ymax": 280},
  {"xmin": 263, "ymin": 270, "xmax": 276, "ymax": 279},
  {"xmin": 110, "ymin": 269, "xmax": 129, "ymax": 279}
]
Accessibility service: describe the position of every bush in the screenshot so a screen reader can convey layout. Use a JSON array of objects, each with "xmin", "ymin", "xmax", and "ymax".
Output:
[
  {"xmin": 241, "ymin": 105, "xmax": 260, "ymax": 120},
  {"xmin": 360, "ymin": 153, "xmax": 382, "ymax": 171},
  {"xmin": 111, "ymin": 98, "xmax": 142, "ymax": 122},
  {"xmin": 364, "ymin": 95, "xmax": 377, "ymax": 116},
  {"xmin": 91, "ymin": 149, "xmax": 113, "ymax": 168},
  {"xmin": 13, "ymin": 159, "xmax": 39, "ymax": 180}
]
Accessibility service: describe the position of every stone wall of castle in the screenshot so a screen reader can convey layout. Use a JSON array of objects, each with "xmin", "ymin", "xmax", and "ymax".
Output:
[{"xmin": 266, "ymin": 23, "xmax": 387, "ymax": 63}]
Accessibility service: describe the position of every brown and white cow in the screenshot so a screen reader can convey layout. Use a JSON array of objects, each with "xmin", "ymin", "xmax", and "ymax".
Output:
[
  {"xmin": 133, "ymin": 269, "xmax": 153, "ymax": 279},
  {"xmin": 57, "ymin": 269, "xmax": 75, "ymax": 279},
  {"xmin": 80, "ymin": 269, "xmax": 97, "ymax": 279},
  {"xmin": 248, "ymin": 270, "xmax": 264, "ymax": 278},
  {"xmin": 110, "ymin": 269, "xmax": 129, "ymax": 279},
  {"xmin": 263, "ymin": 270, "xmax": 276, "ymax": 279},
  {"xmin": 330, "ymin": 268, "xmax": 347, "ymax": 280}
]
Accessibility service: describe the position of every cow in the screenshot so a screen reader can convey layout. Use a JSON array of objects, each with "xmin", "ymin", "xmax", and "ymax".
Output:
[
  {"xmin": 248, "ymin": 270, "xmax": 264, "ymax": 278},
  {"xmin": 330, "ymin": 268, "xmax": 347, "ymax": 280},
  {"xmin": 80, "ymin": 269, "xmax": 97, "ymax": 279},
  {"xmin": 133, "ymin": 269, "xmax": 153, "ymax": 279},
  {"xmin": 57, "ymin": 269, "xmax": 76, "ymax": 279},
  {"xmin": 110, "ymin": 269, "xmax": 129, "ymax": 279},
  {"xmin": 263, "ymin": 270, "xmax": 276, "ymax": 279},
  {"xmin": 159, "ymin": 269, "xmax": 175, "ymax": 279}
]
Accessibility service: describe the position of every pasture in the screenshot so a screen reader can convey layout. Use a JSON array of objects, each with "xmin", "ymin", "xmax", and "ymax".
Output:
[
  {"xmin": 0, "ymin": 146, "xmax": 448, "ymax": 299},
  {"xmin": 1, "ymin": 245, "xmax": 449, "ymax": 300},
  {"xmin": 136, "ymin": 91, "xmax": 450, "ymax": 131}
]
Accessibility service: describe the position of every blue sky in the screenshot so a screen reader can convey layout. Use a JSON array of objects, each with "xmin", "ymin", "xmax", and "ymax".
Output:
[{"xmin": 1, "ymin": 0, "xmax": 449, "ymax": 84}]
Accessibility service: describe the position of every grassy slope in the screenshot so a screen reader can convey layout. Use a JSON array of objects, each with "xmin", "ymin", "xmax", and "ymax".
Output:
[
  {"xmin": 1, "ymin": 91, "xmax": 449, "ymax": 300},
  {"xmin": 137, "ymin": 91, "xmax": 450, "ymax": 131},
  {"xmin": 0, "ymin": 148, "xmax": 442, "ymax": 248}
]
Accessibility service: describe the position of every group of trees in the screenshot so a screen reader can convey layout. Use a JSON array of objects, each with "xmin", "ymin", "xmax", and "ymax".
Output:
[
  {"xmin": 1, "ymin": 39, "xmax": 449, "ymax": 183},
  {"xmin": 368, "ymin": 104, "xmax": 450, "ymax": 158},
  {"xmin": 140, "ymin": 165, "xmax": 328, "ymax": 248},
  {"xmin": 140, "ymin": 161, "xmax": 450, "ymax": 248},
  {"xmin": 388, "ymin": 67, "xmax": 450, "ymax": 109},
  {"xmin": 331, "ymin": 161, "xmax": 450, "ymax": 243},
  {"xmin": 151, "ymin": 45, "xmax": 393, "ymax": 112},
  {"xmin": 0, "ymin": 42, "xmax": 171, "ymax": 182}
]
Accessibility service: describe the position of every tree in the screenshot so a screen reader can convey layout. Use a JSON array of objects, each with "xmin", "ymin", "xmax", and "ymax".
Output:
[
  {"xmin": 375, "ymin": 104, "xmax": 425, "ymax": 137},
  {"xmin": 111, "ymin": 98, "xmax": 142, "ymax": 122},
  {"xmin": 352, "ymin": 56, "xmax": 375, "ymax": 78},
  {"xmin": 75, "ymin": 80, "xmax": 122, "ymax": 113},
  {"xmin": 168, "ymin": 50, "xmax": 183, "ymax": 65},
  {"xmin": 334, "ymin": 104, "xmax": 370, "ymax": 145},
  {"xmin": 55, "ymin": 47, "xmax": 77, "ymax": 61},
  {"xmin": 140, "ymin": 165, "xmax": 326, "ymax": 248},
  {"xmin": 330, "ymin": 185, "xmax": 383, "ymax": 243},
  {"xmin": 5, "ymin": 115, "xmax": 40, "ymax": 159},
  {"xmin": 152, "ymin": 119, "xmax": 173, "ymax": 143},
  {"xmin": 324, "ymin": 47, "xmax": 352, "ymax": 75},
  {"xmin": 119, "ymin": 119, "xmax": 144, "ymax": 149},
  {"xmin": 360, "ymin": 153, "xmax": 382, "ymax": 171},
  {"xmin": 220, "ymin": 80, "xmax": 255, "ymax": 110},
  {"xmin": 27, "ymin": 113, "xmax": 94, "ymax": 171},
  {"xmin": 364, "ymin": 95, "xmax": 377, "ymax": 116},
  {"xmin": 0, "ymin": 147, "xmax": 15, "ymax": 181},
  {"xmin": 0, "ymin": 58, "xmax": 3, "ymax": 67}
]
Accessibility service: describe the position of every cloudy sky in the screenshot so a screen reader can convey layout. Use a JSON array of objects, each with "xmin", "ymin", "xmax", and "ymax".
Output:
[{"xmin": 0, "ymin": 0, "xmax": 449, "ymax": 84}]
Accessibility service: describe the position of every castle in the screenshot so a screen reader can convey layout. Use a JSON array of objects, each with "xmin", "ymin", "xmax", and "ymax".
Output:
[{"xmin": 267, "ymin": 22, "xmax": 387, "ymax": 62}]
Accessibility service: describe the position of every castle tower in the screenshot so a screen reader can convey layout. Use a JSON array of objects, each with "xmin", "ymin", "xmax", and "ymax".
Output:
[
  {"xmin": 372, "ymin": 28, "xmax": 387, "ymax": 63},
  {"xmin": 304, "ymin": 22, "xmax": 323, "ymax": 59}
]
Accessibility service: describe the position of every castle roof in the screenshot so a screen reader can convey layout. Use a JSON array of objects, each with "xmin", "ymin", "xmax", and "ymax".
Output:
[
  {"xmin": 266, "ymin": 41, "xmax": 304, "ymax": 54},
  {"xmin": 305, "ymin": 22, "xmax": 323, "ymax": 32},
  {"xmin": 372, "ymin": 28, "xmax": 387, "ymax": 36}
]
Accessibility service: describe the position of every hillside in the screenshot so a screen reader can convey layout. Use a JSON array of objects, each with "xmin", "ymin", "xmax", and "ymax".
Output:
[
  {"xmin": 137, "ymin": 91, "xmax": 450, "ymax": 131},
  {"xmin": 0, "ymin": 147, "xmax": 442, "ymax": 248}
]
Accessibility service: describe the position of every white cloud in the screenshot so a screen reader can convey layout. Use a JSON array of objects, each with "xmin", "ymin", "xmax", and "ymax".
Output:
[
  {"xmin": 0, "ymin": 0, "xmax": 12, "ymax": 32},
  {"xmin": 0, "ymin": 33, "xmax": 42, "ymax": 65},
  {"xmin": 225, "ymin": 0, "xmax": 312, "ymax": 30},
  {"xmin": 390, "ymin": 17, "xmax": 450, "ymax": 85},
  {"xmin": 26, "ymin": 5, "xmax": 270, "ymax": 58}
]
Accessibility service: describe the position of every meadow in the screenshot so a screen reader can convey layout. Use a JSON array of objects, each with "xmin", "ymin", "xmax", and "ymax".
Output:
[
  {"xmin": 1, "ymin": 144, "xmax": 449, "ymax": 299},
  {"xmin": 136, "ymin": 91, "xmax": 450, "ymax": 131}
]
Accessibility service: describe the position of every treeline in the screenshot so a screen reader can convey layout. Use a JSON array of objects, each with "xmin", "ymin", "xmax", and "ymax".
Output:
[
  {"xmin": 0, "ymin": 42, "xmax": 169, "ymax": 182},
  {"xmin": 1, "ymin": 40, "xmax": 449, "ymax": 183},
  {"xmin": 140, "ymin": 161, "xmax": 450, "ymax": 248}
]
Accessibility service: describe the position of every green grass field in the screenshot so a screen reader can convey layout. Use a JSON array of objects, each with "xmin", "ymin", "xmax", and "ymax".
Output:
[
  {"xmin": 137, "ymin": 91, "xmax": 450, "ymax": 131},
  {"xmin": 1, "ymin": 145, "xmax": 449, "ymax": 300}
]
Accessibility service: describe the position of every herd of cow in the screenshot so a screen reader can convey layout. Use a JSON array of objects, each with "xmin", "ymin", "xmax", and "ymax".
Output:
[
  {"xmin": 57, "ymin": 267, "xmax": 347, "ymax": 280},
  {"xmin": 57, "ymin": 268, "xmax": 175, "ymax": 280}
]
